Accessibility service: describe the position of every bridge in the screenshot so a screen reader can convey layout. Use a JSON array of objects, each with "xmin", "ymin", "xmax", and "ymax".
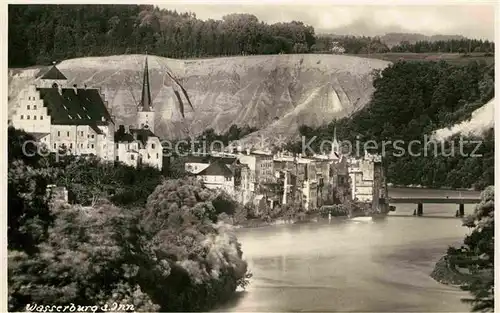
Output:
[{"xmin": 388, "ymin": 197, "xmax": 480, "ymax": 217}]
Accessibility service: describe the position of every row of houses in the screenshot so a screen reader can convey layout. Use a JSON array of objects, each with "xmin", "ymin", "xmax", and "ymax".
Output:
[
  {"xmin": 183, "ymin": 148, "xmax": 388, "ymax": 213},
  {"xmin": 10, "ymin": 58, "xmax": 163, "ymax": 170}
]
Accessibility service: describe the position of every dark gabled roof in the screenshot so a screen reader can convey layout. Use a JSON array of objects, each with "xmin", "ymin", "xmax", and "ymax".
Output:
[
  {"xmin": 197, "ymin": 160, "xmax": 233, "ymax": 177},
  {"xmin": 129, "ymin": 128, "xmax": 158, "ymax": 146},
  {"xmin": 114, "ymin": 132, "xmax": 135, "ymax": 143},
  {"xmin": 185, "ymin": 155, "xmax": 210, "ymax": 163},
  {"xmin": 37, "ymin": 88, "xmax": 113, "ymax": 128},
  {"xmin": 41, "ymin": 65, "xmax": 67, "ymax": 80}
]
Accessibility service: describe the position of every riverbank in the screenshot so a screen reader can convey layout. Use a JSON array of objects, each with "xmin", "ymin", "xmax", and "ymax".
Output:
[
  {"xmin": 388, "ymin": 184, "xmax": 477, "ymax": 191},
  {"xmin": 430, "ymin": 255, "xmax": 473, "ymax": 286},
  {"xmin": 235, "ymin": 214, "xmax": 363, "ymax": 229}
]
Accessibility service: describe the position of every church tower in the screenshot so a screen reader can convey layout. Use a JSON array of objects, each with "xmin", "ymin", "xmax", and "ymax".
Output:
[{"xmin": 137, "ymin": 54, "xmax": 154, "ymax": 132}]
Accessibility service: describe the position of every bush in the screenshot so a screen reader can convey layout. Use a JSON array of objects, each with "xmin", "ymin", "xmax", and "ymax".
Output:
[{"xmin": 445, "ymin": 186, "xmax": 494, "ymax": 312}]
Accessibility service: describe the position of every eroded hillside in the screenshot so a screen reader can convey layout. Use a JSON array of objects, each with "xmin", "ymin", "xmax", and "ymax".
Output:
[{"xmin": 8, "ymin": 54, "xmax": 390, "ymax": 141}]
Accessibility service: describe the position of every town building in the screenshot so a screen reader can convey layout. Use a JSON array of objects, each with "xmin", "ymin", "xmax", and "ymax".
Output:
[
  {"xmin": 114, "ymin": 56, "xmax": 163, "ymax": 170},
  {"xmin": 348, "ymin": 153, "xmax": 388, "ymax": 213},
  {"xmin": 11, "ymin": 56, "xmax": 163, "ymax": 170},
  {"xmin": 196, "ymin": 160, "xmax": 236, "ymax": 195},
  {"xmin": 11, "ymin": 64, "xmax": 116, "ymax": 161},
  {"xmin": 184, "ymin": 154, "xmax": 241, "ymax": 197}
]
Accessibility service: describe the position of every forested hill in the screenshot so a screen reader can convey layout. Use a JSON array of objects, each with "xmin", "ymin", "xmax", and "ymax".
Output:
[
  {"xmin": 8, "ymin": 5, "xmax": 316, "ymax": 67},
  {"xmin": 287, "ymin": 60, "xmax": 495, "ymax": 190},
  {"xmin": 9, "ymin": 5, "xmax": 495, "ymax": 68}
]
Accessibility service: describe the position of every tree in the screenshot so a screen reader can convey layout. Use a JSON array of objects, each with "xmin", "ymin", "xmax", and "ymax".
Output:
[
  {"xmin": 139, "ymin": 177, "xmax": 250, "ymax": 311},
  {"xmin": 446, "ymin": 186, "xmax": 494, "ymax": 312},
  {"xmin": 8, "ymin": 127, "xmax": 56, "ymax": 254}
]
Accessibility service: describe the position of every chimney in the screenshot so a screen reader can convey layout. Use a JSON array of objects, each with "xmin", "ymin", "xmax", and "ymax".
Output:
[
  {"xmin": 133, "ymin": 131, "xmax": 137, "ymax": 140},
  {"xmin": 101, "ymin": 116, "xmax": 105, "ymax": 122},
  {"xmin": 73, "ymin": 84, "xmax": 77, "ymax": 95},
  {"xmin": 58, "ymin": 84, "xmax": 62, "ymax": 95},
  {"xmin": 246, "ymin": 148, "xmax": 250, "ymax": 155},
  {"xmin": 125, "ymin": 125, "xmax": 130, "ymax": 133}
]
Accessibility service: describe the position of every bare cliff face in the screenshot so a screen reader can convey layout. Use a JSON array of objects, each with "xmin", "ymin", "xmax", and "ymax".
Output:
[{"xmin": 8, "ymin": 54, "xmax": 390, "ymax": 143}]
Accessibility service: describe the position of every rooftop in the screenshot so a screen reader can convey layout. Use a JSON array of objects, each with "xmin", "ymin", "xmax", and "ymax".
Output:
[
  {"xmin": 37, "ymin": 87, "xmax": 113, "ymax": 129},
  {"xmin": 40, "ymin": 65, "xmax": 67, "ymax": 80},
  {"xmin": 197, "ymin": 160, "xmax": 234, "ymax": 177}
]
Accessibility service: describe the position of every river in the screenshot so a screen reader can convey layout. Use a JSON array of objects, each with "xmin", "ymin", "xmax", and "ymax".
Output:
[{"xmin": 219, "ymin": 188, "xmax": 481, "ymax": 312}]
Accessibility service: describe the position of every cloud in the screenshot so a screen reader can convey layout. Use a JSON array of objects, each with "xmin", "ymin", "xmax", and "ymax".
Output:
[{"xmin": 157, "ymin": 4, "xmax": 495, "ymax": 40}]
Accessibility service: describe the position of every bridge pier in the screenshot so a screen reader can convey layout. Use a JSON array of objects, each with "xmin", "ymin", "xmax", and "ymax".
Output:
[
  {"xmin": 417, "ymin": 203, "xmax": 423, "ymax": 216},
  {"xmin": 458, "ymin": 203, "xmax": 465, "ymax": 217}
]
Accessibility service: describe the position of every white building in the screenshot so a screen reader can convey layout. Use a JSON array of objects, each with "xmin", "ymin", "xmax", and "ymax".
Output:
[
  {"xmin": 348, "ymin": 153, "xmax": 382, "ymax": 202},
  {"xmin": 12, "ymin": 57, "xmax": 163, "ymax": 170},
  {"xmin": 11, "ymin": 64, "xmax": 116, "ymax": 161},
  {"xmin": 114, "ymin": 56, "xmax": 163, "ymax": 170},
  {"xmin": 196, "ymin": 160, "xmax": 236, "ymax": 196}
]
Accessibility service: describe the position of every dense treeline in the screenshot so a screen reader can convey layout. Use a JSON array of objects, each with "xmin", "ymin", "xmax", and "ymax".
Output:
[
  {"xmin": 390, "ymin": 39, "xmax": 495, "ymax": 54},
  {"xmin": 8, "ymin": 127, "xmax": 251, "ymax": 311},
  {"xmin": 8, "ymin": 4, "xmax": 315, "ymax": 67},
  {"xmin": 9, "ymin": 4, "xmax": 495, "ymax": 68},
  {"xmin": 313, "ymin": 35, "xmax": 390, "ymax": 54},
  {"xmin": 287, "ymin": 60, "xmax": 494, "ymax": 190},
  {"xmin": 313, "ymin": 35, "xmax": 495, "ymax": 54}
]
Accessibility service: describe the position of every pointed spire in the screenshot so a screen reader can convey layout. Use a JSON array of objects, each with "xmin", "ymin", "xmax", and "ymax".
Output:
[
  {"xmin": 332, "ymin": 126, "xmax": 339, "ymax": 153},
  {"xmin": 140, "ymin": 54, "xmax": 152, "ymax": 112}
]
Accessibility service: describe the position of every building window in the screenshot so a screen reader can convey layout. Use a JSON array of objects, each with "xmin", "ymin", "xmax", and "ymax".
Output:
[
  {"xmin": 91, "ymin": 144, "xmax": 94, "ymax": 149},
  {"xmin": 53, "ymin": 143, "xmax": 56, "ymax": 149},
  {"xmin": 67, "ymin": 131, "xmax": 70, "ymax": 137},
  {"xmin": 27, "ymin": 105, "xmax": 30, "ymax": 110},
  {"xmin": 152, "ymin": 143, "xmax": 155, "ymax": 149},
  {"xmin": 148, "ymin": 154, "xmax": 151, "ymax": 159},
  {"xmin": 80, "ymin": 144, "xmax": 83, "ymax": 148},
  {"xmin": 20, "ymin": 115, "xmax": 23, "ymax": 120},
  {"xmin": 115, "ymin": 143, "xmax": 118, "ymax": 149},
  {"xmin": 91, "ymin": 135, "xmax": 95, "ymax": 139},
  {"xmin": 80, "ymin": 131, "xmax": 84, "ymax": 136},
  {"xmin": 27, "ymin": 115, "xmax": 30, "ymax": 120},
  {"xmin": 40, "ymin": 116, "xmax": 43, "ymax": 120},
  {"xmin": 156, "ymin": 153, "xmax": 159, "ymax": 159},
  {"xmin": 131, "ymin": 155, "xmax": 135, "ymax": 160},
  {"xmin": 34, "ymin": 116, "xmax": 37, "ymax": 120},
  {"xmin": 34, "ymin": 105, "xmax": 37, "ymax": 110},
  {"xmin": 69, "ymin": 143, "xmax": 73, "ymax": 149},
  {"xmin": 58, "ymin": 131, "xmax": 60, "ymax": 137},
  {"xmin": 116, "ymin": 156, "xmax": 119, "ymax": 161}
]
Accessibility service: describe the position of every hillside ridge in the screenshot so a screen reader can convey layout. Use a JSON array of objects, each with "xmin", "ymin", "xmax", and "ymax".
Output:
[{"xmin": 9, "ymin": 54, "xmax": 390, "ymax": 141}]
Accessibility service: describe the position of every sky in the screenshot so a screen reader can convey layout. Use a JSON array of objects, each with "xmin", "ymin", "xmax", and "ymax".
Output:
[{"xmin": 158, "ymin": 2, "xmax": 496, "ymax": 40}]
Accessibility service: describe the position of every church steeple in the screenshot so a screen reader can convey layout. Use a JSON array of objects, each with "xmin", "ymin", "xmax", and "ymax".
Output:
[
  {"xmin": 140, "ymin": 53, "xmax": 152, "ymax": 112},
  {"xmin": 137, "ymin": 52, "xmax": 155, "ymax": 132}
]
